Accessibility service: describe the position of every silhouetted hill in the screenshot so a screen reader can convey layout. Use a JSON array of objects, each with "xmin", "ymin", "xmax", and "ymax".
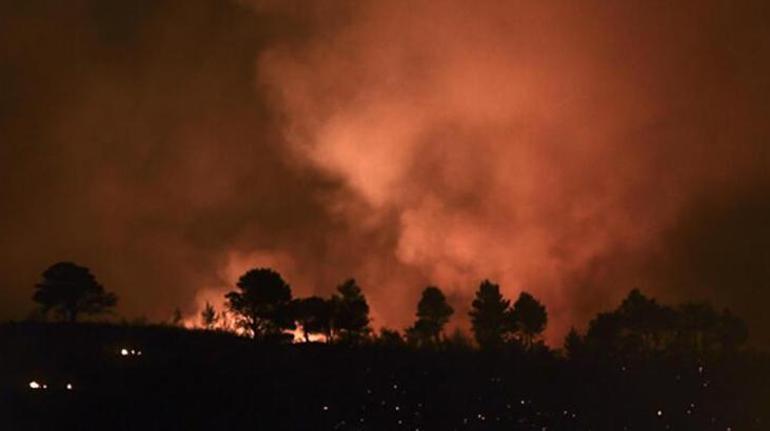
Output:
[{"xmin": 1, "ymin": 322, "xmax": 768, "ymax": 430}]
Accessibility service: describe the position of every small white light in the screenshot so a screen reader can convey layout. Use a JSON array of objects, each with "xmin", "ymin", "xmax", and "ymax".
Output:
[
  {"xmin": 322, "ymin": 405, "xmax": 329, "ymax": 411},
  {"xmin": 120, "ymin": 348, "xmax": 129, "ymax": 356},
  {"xmin": 42, "ymin": 384, "xmax": 48, "ymax": 389},
  {"xmin": 657, "ymin": 410, "xmax": 663, "ymax": 417},
  {"xmin": 66, "ymin": 383, "xmax": 73, "ymax": 390},
  {"xmin": 130, "ymin": 349, "xmax": 136, "ymax": 355},
  {"xmin": 136, "ymin": 350, "xmax": 142, "ymax": 356},
  {"xmin": 29, "ymin": 381, "xmax": 41, "ymax": 389}
]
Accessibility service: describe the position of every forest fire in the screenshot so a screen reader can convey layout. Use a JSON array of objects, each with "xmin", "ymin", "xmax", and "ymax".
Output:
[{"xmin": 1, "ymin": 0, "xmax": 769, "ymax": 429}]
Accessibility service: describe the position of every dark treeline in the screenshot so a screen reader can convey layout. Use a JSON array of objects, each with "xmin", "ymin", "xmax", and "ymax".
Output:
[
  {"xmin": 30, "ymin": 261, "xmax": 752, "ymax": 359},
  {"xmin": 3, "ymin": 261, "xmax": 766, "ymax": 430}
]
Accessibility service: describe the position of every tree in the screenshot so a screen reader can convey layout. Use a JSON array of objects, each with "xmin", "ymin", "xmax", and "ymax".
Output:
[
  {"xmin": 406, "ymin": 320, "xmax": 433, "ymax": 347},
  {"xmin": 201, "ymin": 302, "xmax": 218, "ymax": 329},
  {"xmin": 563, "ymin": 327, "xmax": 586, "ymax": 360},
  {"xmin": 585, "ymin": 311, "xmax": 624, "ymax": 355},
  {"xmin": 33, "ymin": 262, "xmax": 117, "ymax": 322},
  {"xmin": 510, "ymin": 291, "xmax": 547, "ymax": 349},
  {"xmin": 408, "ymin": 286, "xmax": 454, "ymax": 346},
  {"xmin": 469, "ymin": 280, "xmax": 510, "ymax": 349},
  {"xmin": 616, "ymin": 289, "xmax": 674, "ymax": 352},
  {"xmin": 225, "ymin": 268, "xmax": 294, "ymax": 340},
  {"xmin": 292, "ymin": 296, "xmax": 332, "ymax": 342},
  {"xmin": 330, "ymin": 279, "xmax": 371, "ymax": 343}
]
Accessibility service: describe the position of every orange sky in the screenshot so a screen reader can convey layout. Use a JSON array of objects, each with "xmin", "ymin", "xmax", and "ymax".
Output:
[{"xmin": 1, "ymin": 0, "xmax": 769, "ymax": 345}]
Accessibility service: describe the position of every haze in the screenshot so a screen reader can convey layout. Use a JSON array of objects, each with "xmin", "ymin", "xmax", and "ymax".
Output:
[{"xmin": 1, "ymin": 0, "xmax": 769, "ymax": 345}]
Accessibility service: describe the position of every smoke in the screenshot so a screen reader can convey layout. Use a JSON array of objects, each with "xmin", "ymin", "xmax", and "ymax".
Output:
[
  {"xmin": 252, "ymin": 0, "xmax": 770, "ymax": 342},
  {"xmin": 1, "ymin": 0, "xmax": 769, "ymax": 344}
]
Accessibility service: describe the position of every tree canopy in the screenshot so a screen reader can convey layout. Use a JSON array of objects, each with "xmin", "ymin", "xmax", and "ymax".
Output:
[
  {"xmin": 510, "ymin": 291, "xmax": 547, "ymax": 349},
  {"xmin": 583, "ymin": 289, "xmax": 748, "ymax": 358},
  {"xmin": 225, "ymin": 268, "xmax": 294, "ymax": 341},
  {"xmin": 469, "ymin": 280, "xmax": 510, "ymax": 349},
  {"xmin": 330, "ymin": 279, "xmax": 371, "ymax": 343},
  {"xmin": 293, "ymin": 296, "xmax": 332, "ymax": 342},
  {"xmin": 408, "ymin": 286, "xmax": 454, "ymax": 346},
  {"xmin": 33, "ymin": 262, "xmax": 117, "ymax": 322}
]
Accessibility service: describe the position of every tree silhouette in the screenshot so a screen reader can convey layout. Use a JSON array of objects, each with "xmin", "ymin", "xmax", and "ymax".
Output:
[
  {"xmin": 201, "ymin": 302, "xmax": 218, "ymax": 329},
  {"xmin": 580, "ymin": 289, "xmax": 751, "ymax": 359},
  {"xmin": 510, "ymin": 291, "xmax": 547, "ymax": 349},
  {"xmin": 330, "ymin": 279, "xmax": 371, "ymax": 343},
  {"xmin": 616, "ymin": 289, "xmax": 674, "ymax": 353},
  {"xmin": 563, "ymin": 327, "xmax": 586, "ymax": 360},
  {"xmin": 293, "ymin": 296, "xmax": 332, "ymax": 342},
  {"xmin": 469, "ymin": 280, "xmax": 510, "ymax": 349},
  {"xmin": 225, "ymin": 268, "xmax": 294, "ymax": 340},
  {"xmin": 408, "ymin": 286, "xmax": 454, "ymax": 346},
  {"xmin": 406, "ymin": 320, "xmax": 433, "ymax": 347},
  {"xmin": 585, "ymin": 311, "xmax": 624, "ymax": 355},
  {"xmin": 33, "ymin": 262, "xmax": 117, "ymax": 322}
]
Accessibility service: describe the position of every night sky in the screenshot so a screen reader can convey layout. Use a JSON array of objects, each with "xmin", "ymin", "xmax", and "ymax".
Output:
[{"xmin": 1, "ymin": 0, "xmax": 769, "ymax": 345}]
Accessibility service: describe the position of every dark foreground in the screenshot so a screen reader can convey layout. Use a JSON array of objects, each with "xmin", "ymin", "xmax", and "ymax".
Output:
[{"xmin": 0, "ymin": 323, "xmax": 767, "ymax": 430}]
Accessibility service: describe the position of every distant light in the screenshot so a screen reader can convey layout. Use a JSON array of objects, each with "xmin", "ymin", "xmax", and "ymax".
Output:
[
  {"xmin": 29, "ymin": 381, "xmax": 41, "ymax": 389},
  {"xmin": 136, "ymin": 350, "xmax": 143, "ymax": 356},
  {"xmin": 120, "ymin": 348, "xmax": 129, "ymax": 356},
  {"xmin": 322, "ymin": 405, "xmax": 329, "ymax": 411},
  {"xmin": 130, "ymin": 349, "xmax": 136, "ymax": 355},
  {"xmin": 657, "ymin": 410, "xmax": 663, "ymax": 417},
  {"xmin": 66, "ymin": 383, "xmax": 73, "ymax": 390}
]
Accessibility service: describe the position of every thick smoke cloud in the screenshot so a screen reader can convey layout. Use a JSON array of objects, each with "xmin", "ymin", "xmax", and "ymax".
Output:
[{"xmin": 1, "ymin": 0, "xmax": 769, "ymax": 345}]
